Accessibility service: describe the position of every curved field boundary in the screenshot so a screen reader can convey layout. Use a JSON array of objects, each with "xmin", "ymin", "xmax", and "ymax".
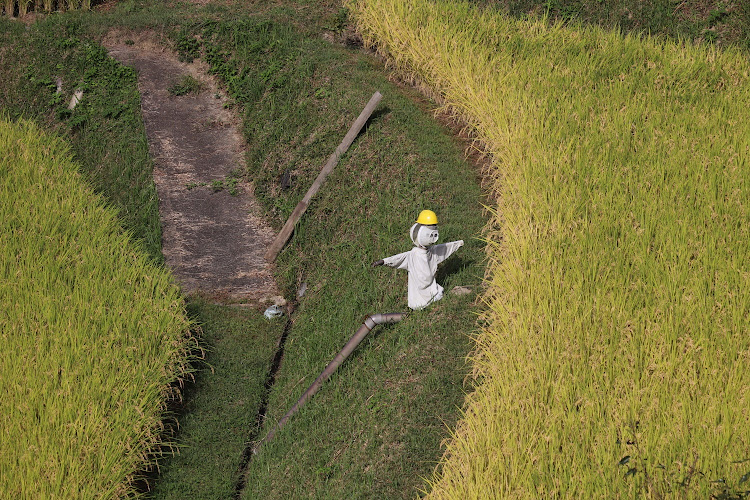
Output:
[
  {"xmin": 347, "ymin": 0, "xmax": 750, "ymax": 497},
  {"xmin": 0, "ymin": 117, "xmax": 194, "ymax": 498}
]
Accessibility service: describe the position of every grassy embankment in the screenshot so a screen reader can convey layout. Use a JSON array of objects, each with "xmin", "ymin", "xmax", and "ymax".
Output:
[
  {"xmin": 1, "ymin": 2, "xmax": 485, "ymax": 498},
  {"xmin": 349, "ymin": 0, "xmax": 750, "ymax": 497},
  {"xmin": 181, "ymin": 9, "xmax": 487, "ymax": 500},
  {"xmin": 0, "ymin": 117, "xmax": 194, "ymax": 498},
  {"xmin": 0, "ymin": 12, "xmax": 162, "ymax": 262}
]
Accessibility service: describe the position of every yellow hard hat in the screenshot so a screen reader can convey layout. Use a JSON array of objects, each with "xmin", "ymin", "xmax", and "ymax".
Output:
[{"xmin": 416, "ymin": 209, "xmax": 438, "ymax": 225}]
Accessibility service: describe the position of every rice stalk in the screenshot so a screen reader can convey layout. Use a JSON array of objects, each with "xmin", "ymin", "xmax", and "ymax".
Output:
[
  {"xmin": 3, "ymin": 0, "xmax": 15, "ymax": 17},
  {"xmin": 0, "ymin": 116, "xmax": 196, "ymax": 498},
  {"xmin": 18, "ymin": 0, "xmax": 30, "ymax": 16},
  {"xmin": 346, "ymin": 0, "xmax": 750, "ymax": 497}
]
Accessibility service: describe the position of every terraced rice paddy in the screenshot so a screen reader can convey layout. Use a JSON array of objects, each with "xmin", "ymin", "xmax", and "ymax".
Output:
[
  {"xmin": 0, "ymin": 117, "xmax": 194, "ymax": 498},
  {"xmin": 347, "ymin": 0, "xmax": 750, "ymax": 496}
]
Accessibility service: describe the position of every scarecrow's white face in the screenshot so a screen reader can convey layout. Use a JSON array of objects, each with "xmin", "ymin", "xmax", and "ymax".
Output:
[{"xmin": 410, "ymin": 223, "xmax": 439, "ymax": 247}]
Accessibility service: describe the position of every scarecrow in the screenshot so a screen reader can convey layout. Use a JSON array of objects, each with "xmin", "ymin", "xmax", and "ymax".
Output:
[{"xmin": 372, "ymin": 210, "xmax": 463, "ymax": 310}]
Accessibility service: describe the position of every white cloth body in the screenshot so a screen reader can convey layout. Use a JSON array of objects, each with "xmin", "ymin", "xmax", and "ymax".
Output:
[{"xmin": 382, "ymin": 240, "xmax": 464, "ymax": 310}]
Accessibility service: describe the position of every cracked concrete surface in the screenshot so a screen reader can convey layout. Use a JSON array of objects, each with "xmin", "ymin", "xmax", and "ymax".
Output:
[{"xmin": 105, "ymin": 33, "xmax": 281, "ymax": 305}]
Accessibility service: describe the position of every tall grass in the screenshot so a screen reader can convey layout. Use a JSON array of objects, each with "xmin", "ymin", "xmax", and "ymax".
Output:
[
  {"xmin": 0, "ymin": 117, "xmax": 194, "ymax": 498},
  {"xmin": 17, "ymin": 0, "xmax": 29, "ymax": 16},
  {"xmin": 347, "ymin": 0, "xmax": 750, "ymax": 497}
]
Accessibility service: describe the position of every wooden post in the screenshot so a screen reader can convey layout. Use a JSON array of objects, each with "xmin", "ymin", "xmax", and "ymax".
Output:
[{"xmin": 264, "ymin": 91, "xmax": 383, "ymax": 262}]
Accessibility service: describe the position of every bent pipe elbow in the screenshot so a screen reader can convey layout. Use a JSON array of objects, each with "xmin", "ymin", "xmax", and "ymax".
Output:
[
  {"xmin": 256, "ymin": 311, "xmax": 408, "ymax": 451},
  {"xmin": 369, "ymin": 312, "xmax": 408, "ymax": 326}
]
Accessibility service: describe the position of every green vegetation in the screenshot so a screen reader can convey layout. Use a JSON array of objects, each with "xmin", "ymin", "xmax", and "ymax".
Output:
[
  {"xmin": 154, "ymin": 9, "xmax": 487, "ymax": 499},
  {"xmin": 0, "ymin": 13, "xmax": 163, "ymax": 262},
  {"xmin": 4, "ymin": 0, "xmax": 746, "ymax": 498},
  {"xmin": 473, "ymin": 0, "xmax": 750, "ymax": 50},
  {"xmin": 167, "ymin": 74, "xmax": 203, "ymax": 96},
  {"xmin": 348, "ymin": 0, "xmax": 750, "ymax": 497},
  {"xmin": 0, "ymin": 117, "xmax": 194, "ymax": 498},
  {"xmin": 186, "ymin": 174, "xmax": 241, "ymax": 195},
  {"xmin": 147, "ymin": 301, "xmax": 284, "ymax": 499}
]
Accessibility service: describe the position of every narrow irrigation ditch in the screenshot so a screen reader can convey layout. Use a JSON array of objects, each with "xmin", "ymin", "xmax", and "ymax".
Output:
[
  {"xmin": 234, "ymin": 91, "xmax": 389, "ymax": 497},
  {"xmin": 234, "ymin": 309, "xmax": 407, "ymax": 495},
  {"xmin": 233, "ymin": 304, "xmax": 296, "ymax": 499}
]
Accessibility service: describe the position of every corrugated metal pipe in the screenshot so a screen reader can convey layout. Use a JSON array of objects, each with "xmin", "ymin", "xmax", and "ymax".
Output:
[{"xmin": 254, "ymin": 312, "xmax": 407, "ymax": 452}]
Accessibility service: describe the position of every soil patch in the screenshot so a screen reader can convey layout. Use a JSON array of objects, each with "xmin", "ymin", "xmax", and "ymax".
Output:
[{"xmin": 103, "ymin": 31, "xmax": 281, "ymax": 305}]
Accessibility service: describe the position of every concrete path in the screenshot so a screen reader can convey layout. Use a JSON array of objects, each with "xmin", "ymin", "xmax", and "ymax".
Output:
[{"xmin": 105, "ymin": 36, "xmax": 281, "ymax": 305}]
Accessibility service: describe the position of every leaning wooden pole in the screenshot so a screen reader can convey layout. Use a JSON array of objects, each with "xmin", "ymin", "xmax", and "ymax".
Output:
[{"xmin": 264, "ymin": 91, "xmax": 383, "ymax": 262}]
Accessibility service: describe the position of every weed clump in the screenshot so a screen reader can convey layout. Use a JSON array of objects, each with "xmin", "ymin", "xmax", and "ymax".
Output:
[{"xmin": 168, "ymin": 74, "xmax": 203, "ymax": 96}]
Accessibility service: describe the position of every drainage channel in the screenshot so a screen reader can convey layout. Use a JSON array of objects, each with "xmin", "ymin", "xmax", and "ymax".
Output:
[
  {"xmin": 233, "ymin": 303, "xmax": 295, "ymax": 499},
  {"xmin": 232, "ymin": 307, "xmax": 408, "ymax": 498}
]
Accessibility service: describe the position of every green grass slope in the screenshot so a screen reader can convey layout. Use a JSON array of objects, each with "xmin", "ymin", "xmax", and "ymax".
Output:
[
  {"xmin": 180, "ymin": 12, "xmax": 487, "ymax": 499},
  {"xmin": 146, "ymin": 300, "xmax": 285, "ymax": 499},
  {"xmin": 0, "ymin": 14, "xmax": 162, "ymax": 262}
]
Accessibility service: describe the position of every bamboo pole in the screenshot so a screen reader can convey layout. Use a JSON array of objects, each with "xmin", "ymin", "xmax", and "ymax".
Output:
[{"xmin": 264, "ymin": 91, "xmax": 383, "ymax": 262}]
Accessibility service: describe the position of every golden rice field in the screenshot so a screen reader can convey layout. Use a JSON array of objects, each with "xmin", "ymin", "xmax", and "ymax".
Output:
[
  {"xmin": 347, "ymin": 0, "xmax": 750, "ymax": 497},
  {"xmin": 0, "ymin": 117, "xmax": 193, "ymax": 498}
]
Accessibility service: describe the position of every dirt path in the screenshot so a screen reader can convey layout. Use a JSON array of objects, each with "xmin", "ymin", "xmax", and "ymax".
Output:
[{"xmin": 103, "ymin": 33, "xmax": 281, "ymax": 305}]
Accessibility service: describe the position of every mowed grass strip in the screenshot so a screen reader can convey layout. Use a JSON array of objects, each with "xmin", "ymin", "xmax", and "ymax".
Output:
[
  {"xmin": 0, "ymin": 118, "xmax": 194, "ymax": 499},
  {"xmin": 348, "ymin": 0, "xmax": 750, "ymax": 497},
  {"xmin": 173, "ymin": 10, "xmax": 485, "ymax": 500},
  {"xmin": 145, "ymin": 300, "xmax": 285, "ymax": 500}
]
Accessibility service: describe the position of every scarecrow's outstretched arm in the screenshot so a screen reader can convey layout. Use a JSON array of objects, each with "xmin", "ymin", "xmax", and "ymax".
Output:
[
  {"xmin": 431, "ymin": 240, "xmax": 464, "ymax": 264},
  {"xmin": 372, "ymin": 250, "xmax": 410, "ymax": 270}
]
